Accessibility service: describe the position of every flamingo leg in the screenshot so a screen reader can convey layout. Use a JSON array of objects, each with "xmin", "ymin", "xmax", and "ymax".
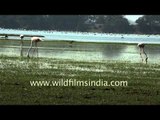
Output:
[
  {"xmin": 142, "ymin": 48, "xmax": 148, "ymax": 64},
  {"xmin": 20, "ymin": 38, "xmax": 23, "ymax": 57},
  {"xmin": 140, "ymin": 48, "xmax": 143, "ymax": 62},
  {"xmin": 27, "ymin": 41, "xmax": 33, "ymax": 58},
  {"xmin": 35, "ymin": 42, "xmax": 38, "ymax": 58},
  {"xmin": 32, "ymin": 42, "xmax": 36, "ymax": 57},
  {"xmin": 37, "ymin": 48, "xmax": 38, "ymax": 58}
]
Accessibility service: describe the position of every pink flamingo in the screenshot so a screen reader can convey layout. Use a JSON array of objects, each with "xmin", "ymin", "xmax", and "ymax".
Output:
[
  {"xmin": 27, "ymin": 37, "xmax": 43, "ymax": 58},
  {"xmin": 137, "ymin": 43, "xmax": 148, "ymax": 64}
]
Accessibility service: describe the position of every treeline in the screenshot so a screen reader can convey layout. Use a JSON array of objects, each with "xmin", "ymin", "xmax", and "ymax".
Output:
[{"xmin": 0, "ymin": 15, "xmax": 160, "ymax": 34}]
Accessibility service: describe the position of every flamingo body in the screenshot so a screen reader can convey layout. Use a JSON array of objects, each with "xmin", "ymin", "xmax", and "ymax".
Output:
[
  {"xmin": 27, "ymin": 37, "xmax": 43, "ymax": 58},
  {"xmin": 137, "ymin": 43, "xmax": 148, "ymax": 64}
]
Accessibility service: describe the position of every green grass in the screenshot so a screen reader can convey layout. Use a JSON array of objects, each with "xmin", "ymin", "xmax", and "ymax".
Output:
[{"xmin": 0, "ymin": 55, "xmax": 160, "ymax": 105}]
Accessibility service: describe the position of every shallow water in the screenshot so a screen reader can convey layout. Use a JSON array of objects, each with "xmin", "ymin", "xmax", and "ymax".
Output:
[{"xmin": 0, "ymin": 43, "xmax": 160, "ymax": 64}]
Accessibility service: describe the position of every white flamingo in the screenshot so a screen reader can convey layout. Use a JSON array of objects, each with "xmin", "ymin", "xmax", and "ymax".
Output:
[
  {"xmin": 20, "ymin": 34, "xmax": 24, "ymax": 56},
  {"xmin": 27, "ymin": 37, "xmax": 43, "ymax": 58},
  {"xmin": 137, "ymin": 43, "xmax": 148, "ymax": 64},
  {"xmin": 20, "ymin": 34, "xmax": 24, "ymax": 39}
]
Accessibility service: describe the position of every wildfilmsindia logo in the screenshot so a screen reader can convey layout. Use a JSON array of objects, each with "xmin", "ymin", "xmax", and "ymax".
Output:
[{"xmin": 30, "ymin": 79, "xmax": 128, "ymax": 87}]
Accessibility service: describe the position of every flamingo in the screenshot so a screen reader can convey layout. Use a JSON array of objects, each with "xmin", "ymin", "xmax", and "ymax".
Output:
[
  {"xmin": 5, "ymin": 35, "xmax": 8, "ymax": 39},
  {"xmin": 20, "ymin": 34, "xmax": 24, "ymax": 39},
  {"xmin": 20, "ymin": 34, "xmax": 24, "ymax": 56},
  {"xmin": 137, "ymin": 43, "xmax": 148, "ymax": 64},
  {"xmin": 27, "ymin": 37, "xmax": 43, "ymax": 58}
]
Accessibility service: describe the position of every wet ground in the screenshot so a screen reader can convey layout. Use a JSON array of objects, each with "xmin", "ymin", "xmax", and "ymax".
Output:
[{"xmin": 0, "ymin": 40, "xmax": 160, "ymax": 64}]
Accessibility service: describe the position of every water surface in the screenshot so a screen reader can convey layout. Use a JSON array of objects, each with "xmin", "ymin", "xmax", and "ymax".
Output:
[
  {"xmin": 0, "ymin": 28, "xmax": 160, "ymax": 44},
  {"xmin": 0, "ymin": 42, "xmax": 159, "ymax": 64}
]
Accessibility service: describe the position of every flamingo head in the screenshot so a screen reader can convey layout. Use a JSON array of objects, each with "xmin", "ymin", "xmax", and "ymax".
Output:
[{"xmin": 39, "ymin": 38, "xmax": 44, "ymax": 41}]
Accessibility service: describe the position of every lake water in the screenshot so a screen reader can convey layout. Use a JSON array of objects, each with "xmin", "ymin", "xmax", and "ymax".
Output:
[
  {"xmin": 0, "ymin": 28, "xmax": 160, "ymax": 44},
  {"xmin": 0, "ymin": 28, "xmax": 160, "ymax": 63}
]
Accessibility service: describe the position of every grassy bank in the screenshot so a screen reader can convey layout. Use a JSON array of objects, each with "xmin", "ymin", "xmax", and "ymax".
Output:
[{"xmin": 0, "ymin": 56, "xmax": 160, "ymax": 105}]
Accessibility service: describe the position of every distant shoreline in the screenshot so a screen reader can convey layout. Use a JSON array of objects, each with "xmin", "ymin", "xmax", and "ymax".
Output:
[{"xmin": 1, "ymin": 28, "xmax": 160, "ymax": 36}]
